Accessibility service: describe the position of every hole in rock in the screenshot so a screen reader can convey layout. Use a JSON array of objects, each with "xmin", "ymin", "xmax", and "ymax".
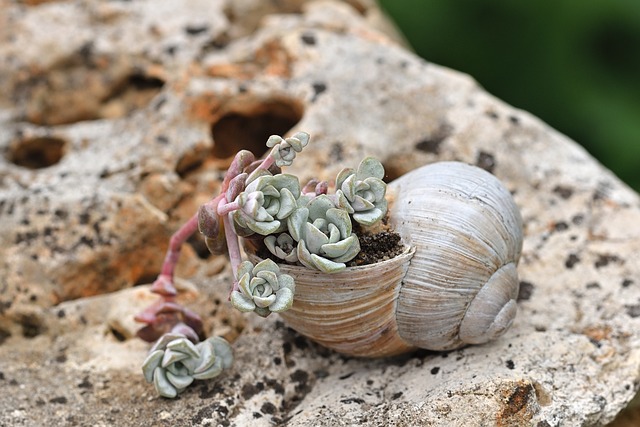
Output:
[
  {"xmin": 7, "ymin": 136, "xmax": 67, "ymax": 169},
  {"xmin": 102, "ymin": 74, "xmax": 165, "ymax": 115},
  {"xmin": 15, "ymin": 51, "xmax": 165, "ymax": 125},
  {"xmin": 109, "ymin": 326, "xmax": 127, "ymax": 342},
  {"xmin": 211, "ymin": 99, "xmax": 303, "ymax": 159},
  {"xmin": 19, "ymin": 314, "xmax": 45, "ymax": 338},
  {"xmin": 0, "ymin": 328, "xmax": 10, "ymax": 345},
  {"xmin": 188, "ymin": 234, "xmax": 212, "ymax": 260},
  {"xmin": 133, "ymin": 271, "xmax": 162, "ymax": 287}
]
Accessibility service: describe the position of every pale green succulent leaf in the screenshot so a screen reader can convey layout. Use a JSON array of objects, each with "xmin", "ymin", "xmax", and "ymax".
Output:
[
  {"xmin": 230, "ymin": 290, "xmax": 256, "ymax": 312},
  {"xmin": 341, "ymin": 174, "xmax": 357, "ymax": 200},
  {"xmin": 330, "ymin": 235, "xmax": 361, "ymax": 263},
  {"xmin": 277, "ymin": 273, "xmax": 295, "ymax": 291},
  {"xmin": 296, "ymin": 240, "xmax": 316, "ymax": 270},
  {"xmin": 326, "ymin": 208, "xmax": 352, "ymax": 237},
  {"xmin": 350, "ymin": 195, "xmax": 375, "ymax": 211},
  {"xmin": 209, "ymin": 337, "xmax": 234, "ymax": 369},
  {"xmin": 307, "ymin": 195, "xmax": 335, "ymax": 221},
  {"xmin": 166, "ymin": 371, "xmax": 194, "ymax": 390},
  {"xmin": 161, "ymin": 349, "xmax": 189, "ymax": 368},
  {"xmin": 335, "ymin": 168, "xmax": 355, "ymax": 191},
  {"xmin": 246, "ymin": 218, "xmax": 281, "ymax": 235},
  {"xmin": 286, "ymin": 132, "xmax": 309, "ymax": 152},
  {"xmin": 277, "ymin": 188, "xmax": 297, "ymax": 219},
  {"xmin": 266, "ymin": 135, "xmax": 284, "ymax": 148},
  {"xmin": 166, "ymin": 337, "xmax": 199, "ymax": 359},
  {"xmin": 254, "ymin": 294, "xmax": 277, "ymax": 308},
  {"xmin": 256, "ymin": 270, "xmax": 279, "ymax": 289},
  {"xmin": 353, "ymin": 209, "xmax": 384, "ymax": 226},
  {"xmin": 304, "ymin": 222, "xmax": 330, "ymax": 254},
  {"xmin": 334, "ymin": 190, "xmax": 355, "ymax": 214},
  {"xmin": 287, "ymin": 207, "xmax": 308, "ymax": 242},
  {"xmin": 150, "ymin": 333, "xmax": 185, "ymax": 353},
  {"xmin": 357, "ymin": 157, "xmax": 385, "ymax": 180},
  {"xmin": 193, "ymin": 340, "xmax": 216, "ymax": 375},
  {"xmin": 237, "ymin": 261, "xmax": 254, "ymax": 281},
  {"xmin": 269, "ymin": 287, "xmax": 294, "ymax": 312},
  {"xmin": 253, "ymin": 258, "xmax": 280, "ymax": 274},
  {"xmin": 322, "ymin": 235, "xmax": 357, "ymax": 259},
  {"xmin": 271, "ymin": 174, "xmax": 301, "ymax": 198},
  {"xmin": 365, "ymin": 177, "xmax": 387, "ymax": 200},
  {"xmin": 192, "ymin": 357, "xmax": 223, "ymax": 380},
  {"xmin": 265, "ymin": 200, "xmax": 280, "ymax": 219},
  {"xmin": 142, "ymin": 350, "xmax": 164, "ymax": 383},
  {"xmin": 310, "ymin": 253, "xmax": 346, "ymax": 273},
  {"xmin": 153, "ymin": 367, "xmax": 177, "ymax": 398},
  {"xmin": 326, "ymin": 223, "xmax": 341, "ymax": 244},
  {"xmin": 238, "ymin": 272, "xmax": 253, "ymax": 297},
  {"xmin": 166, "ymin": 362, "xmax": 189, "ymax": 377}
]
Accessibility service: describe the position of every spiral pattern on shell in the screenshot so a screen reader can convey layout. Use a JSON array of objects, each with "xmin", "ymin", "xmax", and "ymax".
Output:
[{"xmin": 389, "ymin": 162, "xmax": 523, "ymax": 351}]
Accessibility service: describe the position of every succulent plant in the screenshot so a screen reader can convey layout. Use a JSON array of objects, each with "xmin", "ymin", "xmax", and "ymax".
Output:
[
  {"xmin": 264, "ymin": 233, "xmax": 298, "ymax": 263},
  {"xmin": 288, "ymin": 195, "xmax": 360, "ymax": 273},
  {"xmin": 142, "ymin": 333, "xmax": 233, "ymax": 398},
  {"xmin": 232, "ymin": 174, "xmax": 301, "ymax": 236},
  {"xmin": 335, "ymin": 157, "xmax": 388, "ymax": 225},
  {"xmin": 230, "ymin": 259, "xmax": 296, "ymax": 317},
  {"xmin": 266, "ymin": 132, "xmax": 310, "ymax": 167}
]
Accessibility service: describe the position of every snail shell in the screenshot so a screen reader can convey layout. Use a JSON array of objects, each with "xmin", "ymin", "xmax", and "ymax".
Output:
[{"xmin": 251, "ymin": 161, "xmax": 523, "ymax": 357}]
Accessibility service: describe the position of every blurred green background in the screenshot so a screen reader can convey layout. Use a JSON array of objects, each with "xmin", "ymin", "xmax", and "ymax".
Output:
[{"xmin": 379, "ymin": 0, "xmax": 640, "ymax": 191}]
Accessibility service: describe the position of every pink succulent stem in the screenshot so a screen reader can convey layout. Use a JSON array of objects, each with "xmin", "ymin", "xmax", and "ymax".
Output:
[
  {"xmin": 160, "ymin": 211, "xmax": 199, "ymax": 278},
  {"xmin": 217, "ymin": 200, "xmax": 241, "ymax": 216},
  {"xmin": 222, "ymin": 207, "xmax": 242, "ymax": 292},
  {"xmin": 257, "ymin": 152, "xmax": 276, "ymax": 172}
]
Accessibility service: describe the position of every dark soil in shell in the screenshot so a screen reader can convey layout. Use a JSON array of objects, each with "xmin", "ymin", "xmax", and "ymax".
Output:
[{"xmin": 346, "ymin": 230, "xmax": 405, "ymax": 267}]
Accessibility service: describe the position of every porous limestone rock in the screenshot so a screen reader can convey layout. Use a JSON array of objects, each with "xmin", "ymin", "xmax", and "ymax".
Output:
[{"xmin": 0, "ymin": 0, "xmax": 638, "ymax": 426}]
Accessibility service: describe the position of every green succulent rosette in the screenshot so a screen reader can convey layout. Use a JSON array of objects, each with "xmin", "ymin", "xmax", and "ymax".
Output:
[
  {"xmin": 266, "ymin": 132, "xmax": 310, "ymax": 167},
  {"xmin": 264, "ymin": 233, "xmax": 298, "ymax": 263},
  {"xmin": 230, "ymin": 259, "xmax": 296, "ymax": 317},
  {"xmin": 288, "ymin": 195, "xmax": 360, "ymax": 273},
  {"xmin": 232, "ymin": 174, "xmax": 301, "ymax": 236},
  {"xmin": 335, "ymin": 157, "xmax": 388, "ymax": 226},
  {"xmin": 142, "ymin": 333, "xmax": 233, "ymax": 398}
]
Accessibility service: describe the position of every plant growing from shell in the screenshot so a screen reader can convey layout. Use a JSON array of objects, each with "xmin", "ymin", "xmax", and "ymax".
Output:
[{"xmin": 136, "ymin": 132, "xmax": 389, "ymax": 397}]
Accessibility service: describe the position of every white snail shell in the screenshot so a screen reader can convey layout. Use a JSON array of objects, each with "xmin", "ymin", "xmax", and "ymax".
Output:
[{"xmin": 252, "ymin": 161, "xmax": 524, "ymax": 357}]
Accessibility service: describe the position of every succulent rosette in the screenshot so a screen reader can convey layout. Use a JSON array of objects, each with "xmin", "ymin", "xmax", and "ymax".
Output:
[
  {"xmin": 266, "ymin": 132, "xmax": 310, "ymax": 167},
  {"xmin": 335, "ymin": 157, "xmax": 388, "ymax": 226},
  {"xmin": 142, "ymin": 333, "xmax": 233, "ymax": 398},
  {"xmin": 288, "ymin": 195, "xmax": 360, "ymax": 273},
  {"xmin": 230, "ymin": 259, "xmax": 296, "ymax": 317},
  {"xmin": 232, "ymin": 174, "xmax": 301, "ymax": 236},
  {"xmin": 264, "ymin": 233, "xmax": 298, "ymax": 263}
]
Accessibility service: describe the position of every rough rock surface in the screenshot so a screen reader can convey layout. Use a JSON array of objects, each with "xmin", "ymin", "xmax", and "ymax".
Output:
[{"xmin": 0, "ymin": 1, "xmax": 639, "ymax": 426}]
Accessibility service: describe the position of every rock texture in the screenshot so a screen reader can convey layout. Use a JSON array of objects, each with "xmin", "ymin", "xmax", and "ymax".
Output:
[{"xmin": 1, "ymin": 1, "xmax": 639, "ymax": 426}]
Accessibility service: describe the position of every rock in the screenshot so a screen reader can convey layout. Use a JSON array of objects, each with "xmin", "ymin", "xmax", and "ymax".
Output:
[{"xmin": 1, "ymin": 0, "xmax": 639, "ymax": 426}]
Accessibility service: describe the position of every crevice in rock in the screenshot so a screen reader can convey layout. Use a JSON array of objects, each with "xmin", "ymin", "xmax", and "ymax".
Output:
[
  {"xmin": 210, "ymin": 98, "xmax": 304, "ymax": 159},
  {"xmin": 6, "ymin": 136, "xmax": 67, "ymax": 169},
  {"xmin": 12, "ymin": 50, "xmax": 165, "ymax": 125}
]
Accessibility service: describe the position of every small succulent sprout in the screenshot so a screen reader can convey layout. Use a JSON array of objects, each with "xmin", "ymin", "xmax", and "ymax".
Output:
[
  {"xmin": 335, "ymin": 157, "xmax": 388, "ymax": 226},
  {"xmin": 142, "ymin": 333, "xmax": 233, "ymax": 398},
  {"xmin": 266, "ymin": 132, "xmax": 310, "ymax": 167},
  {"xmin": 264, "ymin": 233, "xmax": 298, "ymax": 263},
  {"xmin": 232, "ymin": 174, "xmax": 301, "ymax": 236},
  {"xmin": 288, "ymin": 195, "xmax": 361, "ymax": 273},
  {"xmin": 230, "ymin": 259, "xmax": 296, "ymax": 317}
]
